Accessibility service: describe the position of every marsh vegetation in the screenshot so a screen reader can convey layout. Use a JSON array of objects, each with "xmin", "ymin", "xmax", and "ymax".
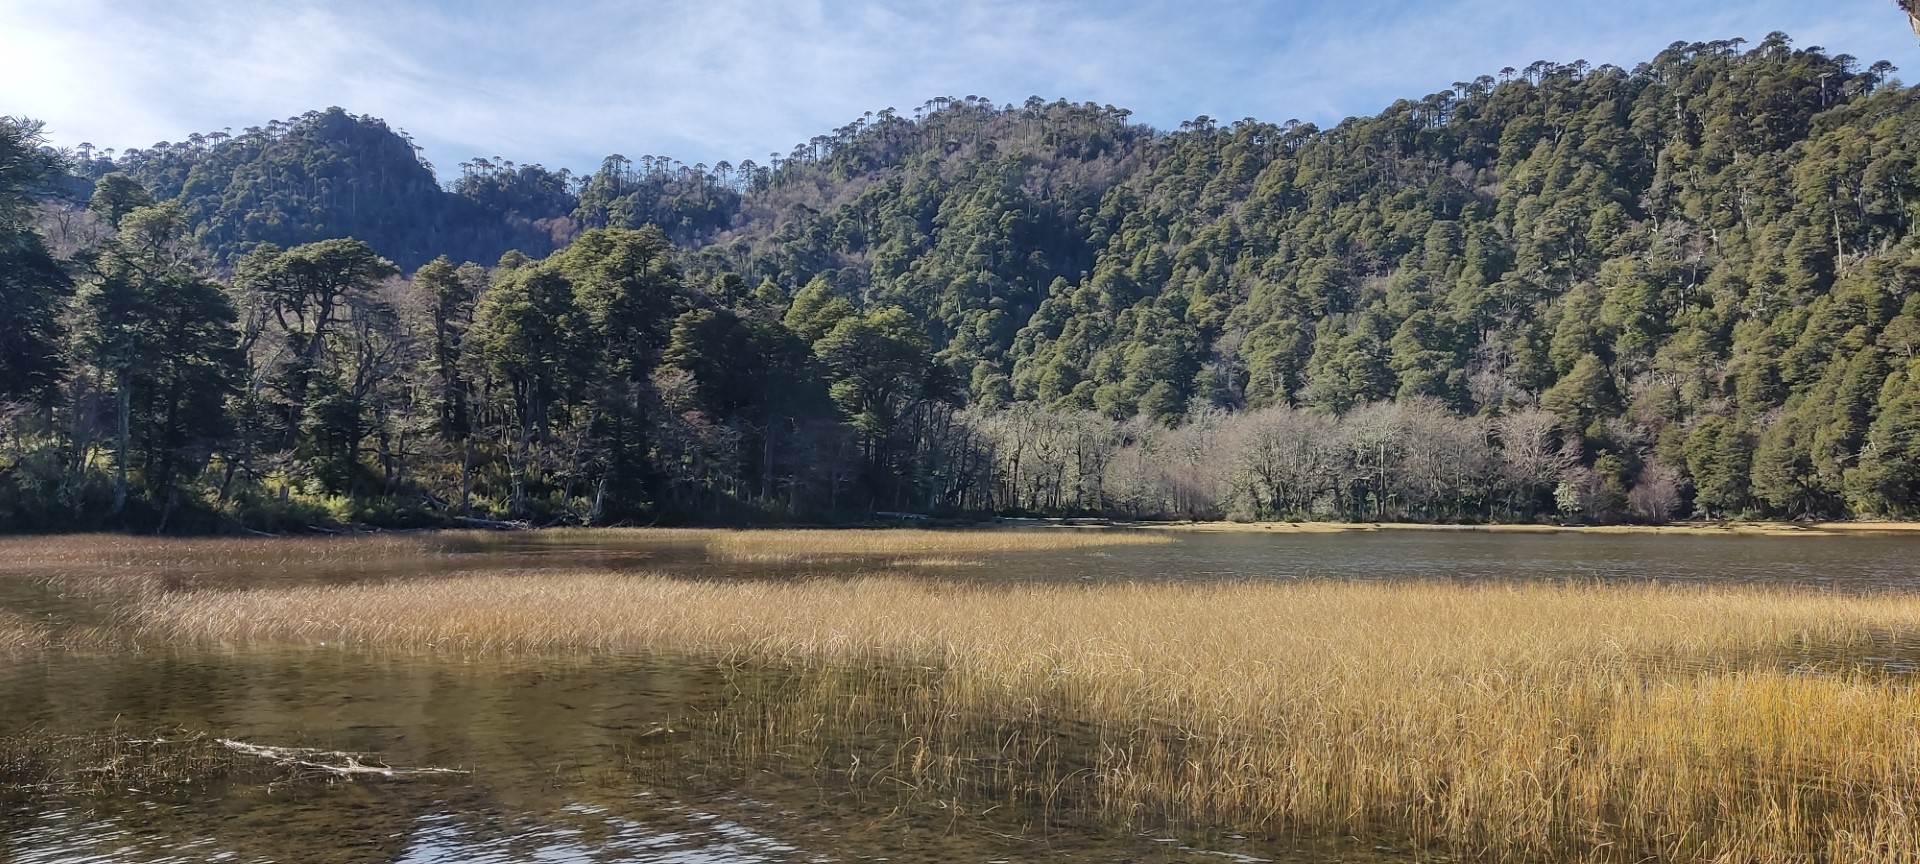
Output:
[
  {"xmin": 8, "ymin": 528, "xmax": 1920, "ymax": 862},
  {"xmin": 0, "ymin": 731, "xmax": 429, "ymax": 797},
  {"xmin": 120, "ymin": 571, "xmax": 1920, "ymax": 861},
  {"xmin": 0, "ymin": 611, "xmax": 46, "ymax": 650},
  {"xmin": 1, "ymin": 731, "xmax": 237, "ymax": 796}
]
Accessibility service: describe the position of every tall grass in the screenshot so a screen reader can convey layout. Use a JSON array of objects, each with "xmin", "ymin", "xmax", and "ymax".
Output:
[
  {"xmin": 0, "ymin": 611, "xmax": 46, "ymax": 650},
  {"xmin": 0, "ymin": 533, "xmax": 450, "ymax": 574},
  {"xmin": 0, "ymin": 528, "xmax": 1163, "ymax": 641},
  {"xmin": 704, "ymin": 528, "xmax": 1170, "ymax": 562},
  {"xmin": 0, "ymin": 527, "xmax": 1159, "ymax": 575},
  {"xmin": 474, "ymin": 527, "xmax": 721, "ymax": 547},
  {"xmin": 125, "ymin": 572, "xmax": 1920, "ymax": 861},
  {"xmin": 501, "ymin": 525, "xmax": 1168, "ymax": 564}
]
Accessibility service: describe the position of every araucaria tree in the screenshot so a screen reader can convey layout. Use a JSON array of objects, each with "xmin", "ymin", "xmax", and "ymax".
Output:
[{"xmin": 10, "ymin": 35, "xmax": 1920, "ymax": 530}]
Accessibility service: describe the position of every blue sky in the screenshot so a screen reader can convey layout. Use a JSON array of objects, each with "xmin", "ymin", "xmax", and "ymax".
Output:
[{"xmin": 0, "ymin": 0, "xmax": 1911, "ymax": 180}]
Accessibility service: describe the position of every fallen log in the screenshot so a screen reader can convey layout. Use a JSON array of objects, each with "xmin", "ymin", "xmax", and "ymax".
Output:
[
  {"xmin": 452, "ymin": 515, "xmax": 529, "ymax": 531},
  {"xmin": 217, "ymin": 739, "xmax": 468, "ymax": 779}
]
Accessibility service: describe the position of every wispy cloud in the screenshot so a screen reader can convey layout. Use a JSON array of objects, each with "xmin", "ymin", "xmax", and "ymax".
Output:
[{"xmin": 0, "ymin": 0, "xmax": 1909, "ymax": 178}]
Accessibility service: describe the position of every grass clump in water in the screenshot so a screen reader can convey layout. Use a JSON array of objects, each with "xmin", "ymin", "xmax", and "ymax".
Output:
[
  {"xmin": 0, "ymin": 731, "xmax": 237, "ymax": 796},
  {"xmin": 120, "ymin": 571, "xmax": 1920, "ymax": 862},
  {"xmin": 0, "ymin": 729, "xmax": 465, "ymax": 797},
  {"xmin": 0, "ymin": 611, "xmax": 46, "ymax": 650}
]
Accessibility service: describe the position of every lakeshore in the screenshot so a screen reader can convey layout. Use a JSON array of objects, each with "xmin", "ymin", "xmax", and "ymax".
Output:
[{"xmin": 1121, "ymin": 519, "xmax": 1920, "ymax": 536}]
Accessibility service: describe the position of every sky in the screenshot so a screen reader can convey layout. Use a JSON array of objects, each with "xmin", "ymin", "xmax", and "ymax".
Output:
[{"xmin": 0, "ymin": 0, "xmax": 1912, "ymax": 180}]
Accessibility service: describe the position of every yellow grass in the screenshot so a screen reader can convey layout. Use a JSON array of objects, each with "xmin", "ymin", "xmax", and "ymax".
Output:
[
  {"xmin": 125, "ymin": 571, "xmax": 1920, "ymax": 862},
  {"xmin": 0, "ymin": 611, "xmax": 46, "ymax": 650},
  {"xmin": 0, "ymin": 533, "xmax": 450, "ymax": 574},
  {"xmin": 1136, "ymin": 520, "xmax": 1367, "ymax": 533},
  {"xmin": 0, "ymin": 528, "xmax": 1161, "ymax": 577},
  {"xmin": 479, "ymin": 527, "xmax": 722, "ymax": 546},
  {"xmin": 1146, "ymin": 519, "xmax": 1920, "ymax": 536},
  {"xmin": 704, "ymin": 528, "xmax": 1170, "ymax": 562},
  {"xmin": 458, "ymin": 526, "xmax": 1141, "ymax": 563},
  {"xmin": 1795, "ymin": 521, "xmax": 1920, "ymax": 533}
]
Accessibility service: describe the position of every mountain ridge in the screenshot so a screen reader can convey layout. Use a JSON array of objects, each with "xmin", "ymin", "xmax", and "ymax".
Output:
[{"xmin": 13, "ymin": 31, "xmax": 1920, "ymax": 527}]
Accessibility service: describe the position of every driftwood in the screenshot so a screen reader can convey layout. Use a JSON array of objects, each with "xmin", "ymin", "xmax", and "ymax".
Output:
[
  {"xmin": 217, "ymin": 739, "xmax": 468, "ymax": 780},
  {"xmin": 451, "ymin": 515, "xmax": 529, "ymax": 531}
]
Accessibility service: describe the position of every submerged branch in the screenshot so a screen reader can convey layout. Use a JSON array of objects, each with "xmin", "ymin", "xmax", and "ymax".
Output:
[{"xmin": 215, "ymin": 738, "xmax": 469, "ymax": 779}]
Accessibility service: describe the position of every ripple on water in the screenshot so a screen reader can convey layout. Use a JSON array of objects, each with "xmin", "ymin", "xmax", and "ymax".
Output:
[{"xmin": 8, "ymin": 799, "xmax": 815, "ymax": 864}]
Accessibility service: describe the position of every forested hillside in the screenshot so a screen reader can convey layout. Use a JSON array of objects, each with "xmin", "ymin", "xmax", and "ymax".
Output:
[{"xmin": 8, "ymin": 33, "xmax": 1920, "ymax": 531}]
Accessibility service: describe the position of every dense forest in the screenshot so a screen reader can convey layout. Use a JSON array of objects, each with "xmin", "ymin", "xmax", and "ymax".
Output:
[{"xmin": 5, "ymin": 32, "xmax": 1920, "ymax": 531}]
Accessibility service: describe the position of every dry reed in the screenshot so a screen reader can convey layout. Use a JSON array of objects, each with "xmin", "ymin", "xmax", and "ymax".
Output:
[
  {"xmin": 480, "ymin": 527, "xmax": 722, "ymax": 546},
  {"xmin": 0, "ymin": 533, "xmax": 450, "ymax": 574},
  {"xmin": 704, "ymin": 528, "xmax": 1169, "ymax": 562},
  {"xmin": 0, "ymin": 527, "xmax": 1159, "ymax": 575},
  {"xmin": 125, "ymin": 571, "xmax": 1920, "ymax": 861},
  {"xmin": 0, "ymin": 611, "xmax": 46, "ymax": 651},
  {"xmin": 0, "ymin": 731, "xmax": 236, "ymax": 794},
  {"xmin": 0, "ymin": 730, "xmax": 431, "ymax": 795}
]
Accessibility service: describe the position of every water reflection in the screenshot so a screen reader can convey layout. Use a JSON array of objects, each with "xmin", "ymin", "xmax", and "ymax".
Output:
[
  {"xmin": 7, "ymin": 797, "xmax": 818, "ymax": 864},
  {"xmin": 0, "ymin": 648, "xmax": 1386, "ymax": 863},
  {"xmin": 487, "ymin": 529, "xmax": 1920, "ymax": 591}
]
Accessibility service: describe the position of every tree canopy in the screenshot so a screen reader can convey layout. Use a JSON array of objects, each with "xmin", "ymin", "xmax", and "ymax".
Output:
[{"xmin": 11, "ymin": 35, "xmax": 1920, "ymax": 529}]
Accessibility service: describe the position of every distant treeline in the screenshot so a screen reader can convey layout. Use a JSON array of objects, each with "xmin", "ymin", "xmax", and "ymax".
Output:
[
  {"xmin": 8, "ymin": 32, "xmax": 1920, "ymax": 530},
  {"xmin": 963, "ymin": 401, "xmax": 1650, "ymax": 523}
]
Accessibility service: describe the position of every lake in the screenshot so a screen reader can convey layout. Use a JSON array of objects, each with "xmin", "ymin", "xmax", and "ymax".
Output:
[{"xmin": 5, "ymin": 528, "xmax": 1920, "ymax": 863}]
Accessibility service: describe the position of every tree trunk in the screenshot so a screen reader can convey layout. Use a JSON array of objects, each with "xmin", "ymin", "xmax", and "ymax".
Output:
[
  {"xmin": 761, "ymin": 424, "xmax": 774, "ymax": 502},
  {"xmin": 111, "ymin": 370, "xmax": 130, "ymax": 516},
  {"xmin": 460, "ymin": 438, "xmax": 475, "ymax": 516},
  {"xmin": 156, "ymin": 486, "xmax": 177, "ymax": 535},
  {"xmin": 510, "ymin": 422, "xmax": 531, "ymax": 517}
]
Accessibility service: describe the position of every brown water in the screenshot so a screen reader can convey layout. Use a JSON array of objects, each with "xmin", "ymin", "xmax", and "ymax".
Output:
[{"xmin": 6, "ymin": 528, "xmax": 1920, "ymax": 863}]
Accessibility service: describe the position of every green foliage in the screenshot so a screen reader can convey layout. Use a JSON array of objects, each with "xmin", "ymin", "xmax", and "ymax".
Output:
[
  {"xmin": 1686, "ymin": 415, "xmax": 1754, "ymax": 518},
  {"xmin": 95, "ymin": 108, "xmax": 562, "ymax": 268},
  {"xmin": 86, "ymin": 172, "xmax": 153, "ymax": 228},
  {"xmin": 816, "ymin": 306, "xmax": 936, "ymax": 440},
  {"xmin": 0, "ymin": 117, "xmax": 70, "ymax": 405},
  {"xmin": 551, "ymin": 226, "xmax": 685, "ymax": 375},
  {"xmin": 80, "ymin": 203, "xmax": 240, "ymax": 495},
  {"xmin": 232, "ymin": 238, "xmax": 401, "ymax": 496},
  {"xmin": 471, "ymin": 264, "xmax": 585, "ymax": 430},
  {"xmin": 14, "ymin": 35, "xmax": 1920, "ymax": 529},
  {"xmin": 1846, "ymin": 359, "xmax": 1920, "ymax": 516},
  {"xmin": 408, "ymin": 257, "xmax": 482, "ymax": 442},
  {"xmin": 571, "ymin": 154, "xmax": 739, "ymax": 245},
  {"xmin": 1541, "ymin": 353, "xmax": 1619, "ymax": 438}
]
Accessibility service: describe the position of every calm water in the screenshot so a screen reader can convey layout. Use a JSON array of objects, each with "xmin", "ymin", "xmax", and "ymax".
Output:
[{"xmin": 6, "ymin": 528, "xmax": 1920, "ymax": 863}]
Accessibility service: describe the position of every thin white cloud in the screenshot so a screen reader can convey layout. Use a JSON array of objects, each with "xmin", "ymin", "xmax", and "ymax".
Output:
[
  {"xmin": 1230, "ymin": 0, "xmax": 1912, "ymax": 125},
  {"xmin": 0, "ymin": 0, "xmax": 1910, "ymax": 178}
]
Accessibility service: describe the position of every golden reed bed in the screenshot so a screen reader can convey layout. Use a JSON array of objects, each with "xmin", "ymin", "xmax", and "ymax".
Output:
[
  {"xmin": 120, "ymin": 571, "xmax": 1920, "ymax": 862},
  {"xmin": 703, "ymin": 527, "xmax": 1169, "ymax": 562},
  {"xmin": 0, "ymin": 533, "xmax": 450, "ymax": 573},
  {"xmin": 0, "ymin": 527, "xmax": 1167, "ymax": 574}
]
